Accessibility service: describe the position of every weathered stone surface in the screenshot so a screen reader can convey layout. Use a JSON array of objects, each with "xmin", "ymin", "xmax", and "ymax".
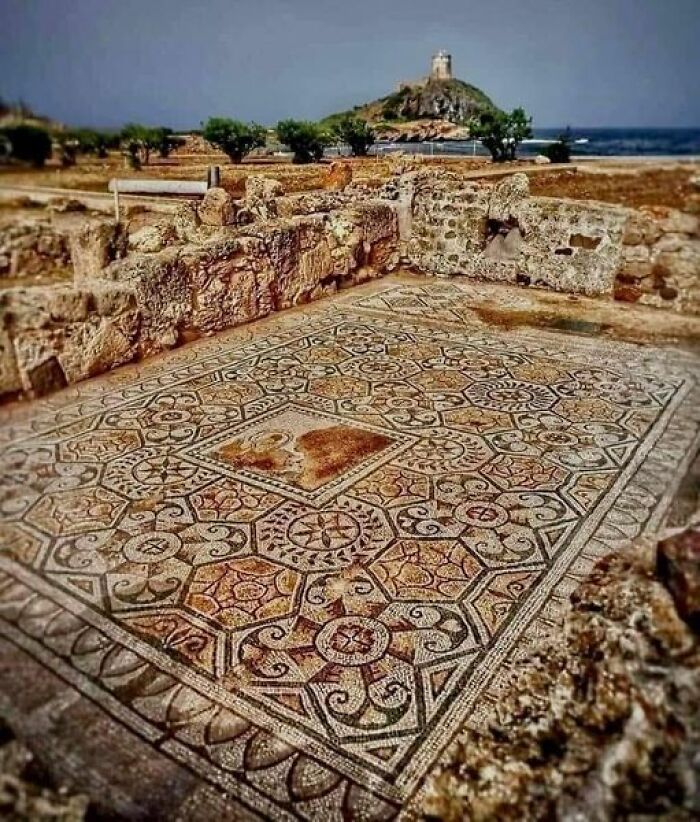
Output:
[
  {"xmin": 128, "ymin": 222, "xmax": 177, "ymax": 253},
  {"xmin": 244, "ymin": 176, "xmax": 284, "ymax": 220},
  {"xmin": 102, "ymin": 249, "xmax": 188, "ymax": 353},
  {"xmin": 657, "ymin": 526, "xmax": 700, "ymax": 630},
  {"xmin": 325, "ymin": 161, "xmax": 353, "ymax": 191},
  {"xmin": 197, "ymin": 187, "xmax": 237, "ymax": 227},
  {"xmin": 70, "ymin": 220, "xmax": 128, "ymax": 280},
  {"xmin": 181, "ymin": 234, "xmax": 274, "ymax": 332},
  {"xmin": 0, "ymin": 327, "xmax": 21, "ymax": 395},
  {"xmin": 533, "ymin": 154, "xmax": 551, "ymax": 164},
  {"xmin": 488, "ymin": 172, "xmax": 530, "ymax": 222},
  {"xmin": 422, "ymin": 545, "xmax": 700, "ymax": 821},
  {"xmin": 0, "ymin": 219, "xmax": 71, "ymax": 278},
  {"xmin": 245, "ymin": 175, "xmax": 284, "ymax": 201}
]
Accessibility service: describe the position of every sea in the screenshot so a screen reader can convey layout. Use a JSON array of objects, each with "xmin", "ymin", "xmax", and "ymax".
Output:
[{"xmin": 367, "ymin": 127, "xmax": 700, "ymax": 158}]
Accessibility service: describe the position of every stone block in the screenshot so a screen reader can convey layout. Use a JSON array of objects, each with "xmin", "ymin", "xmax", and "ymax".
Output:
[
  {"xmin": 198, "ymin": 187, "xmax": 238, "ymax": 227},
  {"xmin": 70, "ymin": 220, "xmax": 128, "ymax": 280}
]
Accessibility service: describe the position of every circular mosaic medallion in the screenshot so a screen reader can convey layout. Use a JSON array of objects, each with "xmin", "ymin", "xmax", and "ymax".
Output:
[
  {"xmin": 315, "ymin": 616, "xmax": 390, "ymax": 666},
  {"xmin": 455, "ymin": 500, "xmax": 509, "ymax": 528},
  {"xmin": 123, "ymin": 531, "xmax": 182, "ymax": 563}
]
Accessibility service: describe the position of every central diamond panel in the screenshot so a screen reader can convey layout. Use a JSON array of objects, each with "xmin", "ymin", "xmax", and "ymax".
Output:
[{"xmin": 187, "ymin": 404, "xmax": 411, "ymax": 505}]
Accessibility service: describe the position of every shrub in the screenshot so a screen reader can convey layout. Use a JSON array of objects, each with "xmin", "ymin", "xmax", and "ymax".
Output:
[
  {"xmin": 333, "ymin": 115, "xmax": 375, "ymax": 157},
  {"xmin": 543, "ymin": 128, "xmax": 573, "ymax": 164},
  {"xmin": 276, "ymin": 119, "xmax": 330, "ymax": 164},
  {"xmin": 202, "ymin": 118, "xmax": 266, "ymax": 163},
  {"xmin": 469, "ymin": 107, "xmax": 533, "ymax": 163},
  {"xmin": 0, "ymin": 124, "xmax": 52, "ymax": 167}
]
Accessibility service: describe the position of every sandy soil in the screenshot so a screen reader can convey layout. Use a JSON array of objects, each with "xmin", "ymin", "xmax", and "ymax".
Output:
[{"xmin": 529, "ymin": 165, "xmax": 700, "ymax": 210}]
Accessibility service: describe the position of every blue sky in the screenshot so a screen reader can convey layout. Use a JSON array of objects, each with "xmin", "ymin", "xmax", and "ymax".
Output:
[{"xmin": 1, "ymin": 0, "xmax": 699, "ymax": 129}]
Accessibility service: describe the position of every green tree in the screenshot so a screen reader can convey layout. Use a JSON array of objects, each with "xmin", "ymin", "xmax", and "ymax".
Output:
[
  {"xmin": 276, "ymin": 120, "xmax": 330, "ymax": 164},
  {"xmin": 469, "ymin": 107, "xmax": 533, "ymax": 163},
  {"xmin": 333, "ymin": 115, "xmax": 375, "ymax": 157},
  {"xmin": 120, "ymin": 124, "xmax": 174, "ymax": 166},
  {"xmin": 0, "ymin": 124, "xmax": 52, "ymax": 167},
  {"xmin": 154, "ymin": 127, "xmax": 177, "ymax": 159},
  {"xmin": 202, "ymin": 118, "xmax": 266, "ymax": 163}
]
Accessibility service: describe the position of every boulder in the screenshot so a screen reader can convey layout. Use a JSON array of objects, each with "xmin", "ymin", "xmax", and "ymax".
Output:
[
  {"xmin": 534, "ymin": 154, "xmax": 551, "ymax": 164},
  {"xmin": 198, "ymin": 187, "xmax": 237, "ymax": 227},
  {"xmin": 657, "ymin": 526, "xmax": 700, "ymax": 631}
]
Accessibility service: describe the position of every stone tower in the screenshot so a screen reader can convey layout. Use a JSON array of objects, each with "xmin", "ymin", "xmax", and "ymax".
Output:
[{"xmin": 430, "ymin": 51, "xmax": 452, "ymax": 81}]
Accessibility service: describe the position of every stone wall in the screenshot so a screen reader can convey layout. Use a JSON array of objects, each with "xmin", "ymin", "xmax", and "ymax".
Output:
[
  {"xmin": 617, "ymin": 206, "xmax": 700, "ymax": 312},
  {"xmin": 0, "ymin": 281, "xmax": 138, "ymax": 397},
  {"xmin": 2, "ymin": 165, "xmax": 697, "ymax": 402},
  {"xmin": 0, "ymin": 187, "xmax": 398, "ymax": 401},
  {"xmin": 0, "ymin": 219, "xmax": 72, "ymax": 279},
  {"xmin": 393, "ymin": 170, "xmax": 698, "ymax": 309},
  {"xmin": 401, "ymin": 171, "xmax": 629, "ymax": 297}
]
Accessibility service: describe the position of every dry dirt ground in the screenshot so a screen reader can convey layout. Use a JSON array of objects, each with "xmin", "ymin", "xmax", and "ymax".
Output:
[{"xmin": 2, "ymin": 150, "xmax": 697, "ymax": 210}]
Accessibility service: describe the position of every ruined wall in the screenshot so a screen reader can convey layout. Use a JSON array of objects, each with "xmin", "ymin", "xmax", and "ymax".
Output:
[
  {"xmin": 0, "ymin": 282, "xmax": 138, "ymax": 397},
  {"xmin": 0, "ymin": 189, "xmax": 398, "ymax": 401},
  {"xmin": 2, "ymin": 166, "xmax": 697, "ymax": 403},
  {"xmin": 397, "ymin": 170, "xmax": 698, "ymax": 309},
  {"xmin": 0, "ymin": 219, "xmax": 72, "ymax": 279},
  {"xmin": 617, "ymin": 207, "xmax": 700, "ymax": 313},
  {"xmin": 403, "ymin": 172, "xmax": 629, "ymax": 297}
]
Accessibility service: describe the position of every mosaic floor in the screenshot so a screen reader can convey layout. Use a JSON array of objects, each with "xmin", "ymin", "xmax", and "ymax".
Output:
[{"xmin": 0, "ymin": 278, "xmax": 698, "ymax": 820}]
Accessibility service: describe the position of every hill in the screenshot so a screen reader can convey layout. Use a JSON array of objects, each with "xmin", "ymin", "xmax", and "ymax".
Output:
[{"xmin": 323, "ymin": 74, "xmax": 501, "ymax": 142}]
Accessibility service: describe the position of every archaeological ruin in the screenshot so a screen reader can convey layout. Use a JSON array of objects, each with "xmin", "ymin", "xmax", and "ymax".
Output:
[{"xmin": 0, "ymin": 157, "xmax": 699, "ymax": 822}]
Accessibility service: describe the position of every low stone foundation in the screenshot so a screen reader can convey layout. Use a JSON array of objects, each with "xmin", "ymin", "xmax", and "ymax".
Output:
[
  {"xmin": 1, "ymin": 165, "xmax": 697, "ymax": 402},
  {"xmin": 393, "ymin": 170, "xmax": 698, "ymax": 304},
  {"xmin": 0, "ymin": 184, "xmax": 398, "ymax": 400}
]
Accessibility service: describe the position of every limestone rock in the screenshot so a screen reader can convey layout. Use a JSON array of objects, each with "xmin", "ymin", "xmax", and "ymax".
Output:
[
  {"xmin": 657, "ymin": 526, "xmax": 700, "ymax": 630},
  {"xmin": 244, "ymin": 176, "xmax": 284, "ymax": 220},
  {"xmin": 325, "ymin": 161, "xmax": 353, "ymax": 192},
  {"xmin": 128, "ymin": 222, "xmax": 177, "ymax": 254},
  {"xmin": 488, "ymin": 173, "xmax": 530, "ymax": 222},
  {"xmin": 245, "ymin": 176, "xmax": 284, "ymax": 201},
  {"xmin": 0, "ymin": 220, "xmax": 71, "ymax": 278},
  {"xmin": 70, "ymin": 220, "xmax": 128, "ymax": 281},
  {"xmin": 534, "ymin": 154, "xmax": 551, "ymax": 164},
  {"xmin": 422, "ymin": 546, "xmax": 700, "ymax": 821},
  {"xmin": 197, "ymin": 187, "xmax": 237, "ymax": 227}
]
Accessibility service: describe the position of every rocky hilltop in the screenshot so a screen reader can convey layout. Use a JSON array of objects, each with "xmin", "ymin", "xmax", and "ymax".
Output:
[{"xmin": 324, "ymin": 69, "xmax": 501, "ymax": 142}]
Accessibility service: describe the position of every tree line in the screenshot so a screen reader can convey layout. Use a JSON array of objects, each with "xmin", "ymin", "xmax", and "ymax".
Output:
[{"xmin": 1, "ymin": 107, "xmax": 572, "ymax": 168}]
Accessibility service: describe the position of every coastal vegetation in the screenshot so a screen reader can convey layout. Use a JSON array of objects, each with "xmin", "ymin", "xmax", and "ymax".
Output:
[
  {"xmin": 332, "ymin": 115, "xmax": 375, "ymax": 156},
  {"xmin": 202, "ymin": 117, "xmax": 266, "ymax": 163},
  {"xmin": 542, "ymin": 127, "xmax": 573, "ymax": 163},
  {"xmin": 468, "ymin": 107, "xmax": 533, "ymax": 162},
  {"xmin": 276, "ymin": 119, "xmax": 331, "ymax": 163}
]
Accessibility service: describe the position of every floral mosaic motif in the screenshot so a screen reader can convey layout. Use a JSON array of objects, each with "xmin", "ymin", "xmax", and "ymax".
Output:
[
  {"xmin": 0, "ymin": 280, "xmax": 692, "ymax": 818},
  {"xmin": 185, "ymin": 557, "xmax": 302, "ymax": 629}
]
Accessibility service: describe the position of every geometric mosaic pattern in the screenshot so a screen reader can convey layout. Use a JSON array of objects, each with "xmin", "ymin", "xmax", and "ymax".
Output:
[{"xmin": 0, "ymin": 279, "xmax": 698, "ymax": 820}]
